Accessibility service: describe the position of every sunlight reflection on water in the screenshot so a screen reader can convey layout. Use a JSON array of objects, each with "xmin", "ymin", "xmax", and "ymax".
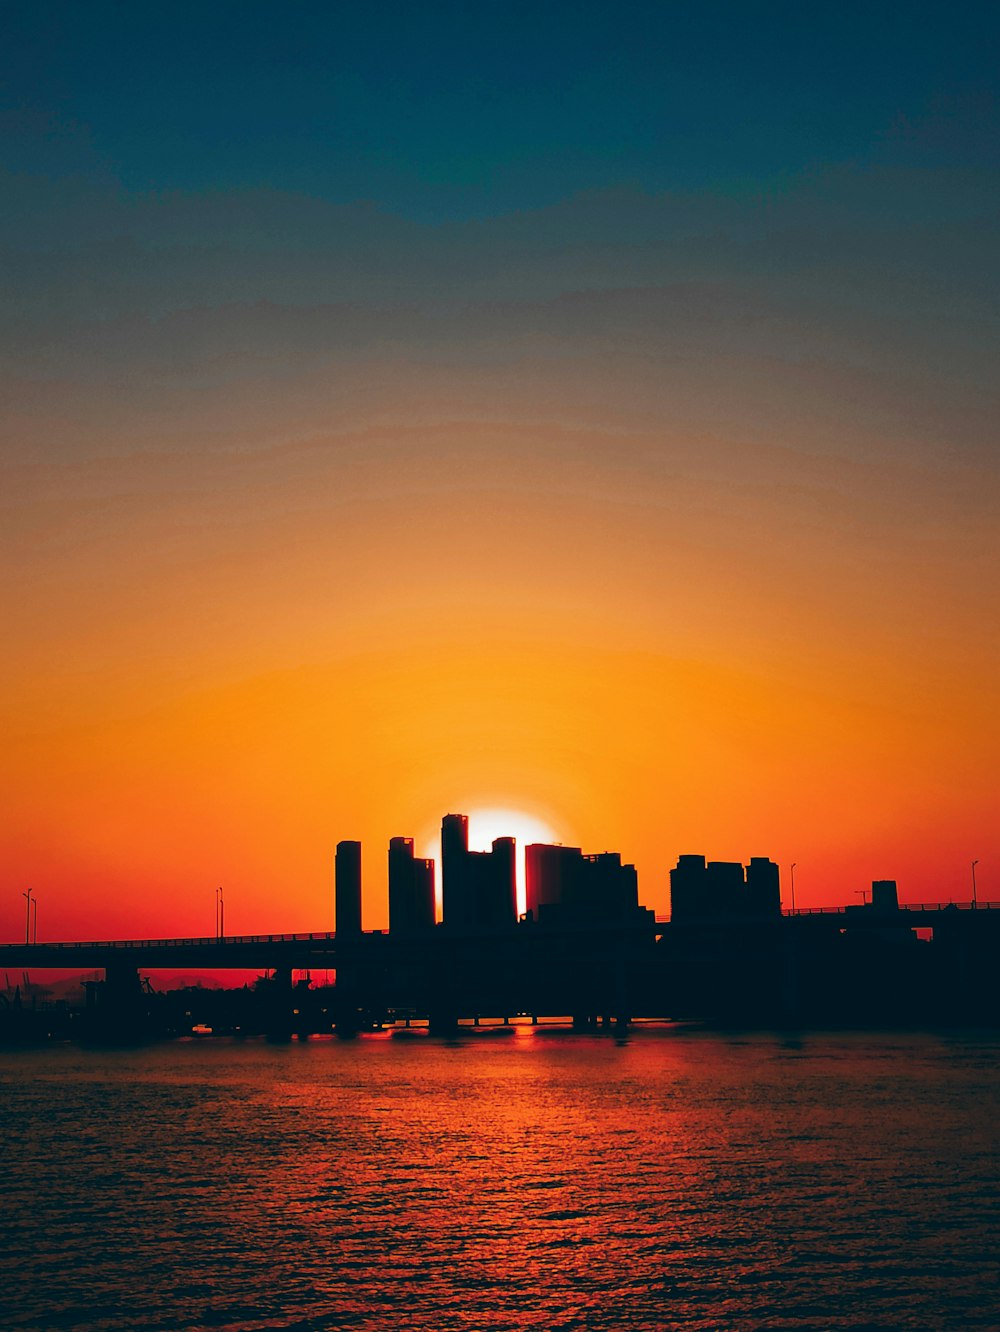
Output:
[{"xmin": 2, "ymin": 1028, "xmax": 999, "ymax": 1330}]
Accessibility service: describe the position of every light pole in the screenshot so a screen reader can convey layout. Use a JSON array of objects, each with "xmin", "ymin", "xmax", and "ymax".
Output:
[
  {"xmin": 216, "ymin": 885, "xmax": 224, "ymax": 940},
  {"xmin": 790, "ymin": 863, "xmax": 797, "ymax": 913},
  {"xmin": 31, "ymin": 896, "xmax": 37, "ymax": 944},
  {"xmin": 22, "ymin": 888, "xmax": 33, "ymax": 945},
  {"xmin": 972, "ymin": 859, "xmax": 979, "ymax": 909}
]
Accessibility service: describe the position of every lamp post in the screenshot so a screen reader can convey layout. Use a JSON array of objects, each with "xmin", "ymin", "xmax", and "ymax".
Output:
[
  {"xmin": 31, "ymin": 896, "xmax": 37, "ymax": 944},
  {"xmin": 216, "ymin": 885, "xmax": 224, "ymax": 940},
  {"xmin": 972, "ymin": 859, "xmax": 979, "ymax": 909},
  {"xmin": 22, "ymin": 888, "xmax": 33, "ymax": 945},
  {"xmin": 790, "ymin": 863, "xmax": 797, "ymax": 913}
]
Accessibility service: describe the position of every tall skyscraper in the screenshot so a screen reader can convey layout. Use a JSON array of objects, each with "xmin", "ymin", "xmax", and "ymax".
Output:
[
  {"xmin": 335, "ymin": 840, "xmax": 362, "ymax": 938},
  {"xmin": 482, "ymin": 836, "xmax": 516, "ymax": 929},
  {"xmin": 389, "ymin": 836, "xmax": 436, "ymax": 934},
  {"xmin": 441, "ymin": 813, "xmax": 471, "ymax": 929},
  {"xmin": 441, "ymin": 814, "xmax": 517, "ymax": 931},
  {"xmin": 413, "ymin": 856, "xmax": 436, "ymax": 928}
]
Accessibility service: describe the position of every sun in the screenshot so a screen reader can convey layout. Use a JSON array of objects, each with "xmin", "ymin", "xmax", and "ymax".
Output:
[{"xmin": 420, "ymin": 806, "xmax": 561, "ymax": 918}]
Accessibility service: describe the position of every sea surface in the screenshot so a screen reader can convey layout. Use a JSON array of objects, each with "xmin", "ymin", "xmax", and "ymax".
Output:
[{"xmin": 2, "ymin": 1026, "xmax": 999, "ymax": 1331}]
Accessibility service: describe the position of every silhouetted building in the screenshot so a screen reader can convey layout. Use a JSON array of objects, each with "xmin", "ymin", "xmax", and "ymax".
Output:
[
  {"xmin": 414, "ymin": 857, "xmax": 435, "ymax": 927},
  {"xmin": 526, "ymin": 844, "xmax": 580, "ymax": 919},
  {"xmin": 670, "ymin": 854, "xmax": 782, "ymax": 923},
  {"xmin": 746, "ymin": 857, "xmax": 781, "ymax": 916},
  {"xmin": 871, "ymin": 879, "xmax": 899, "ymax": 913},
  {"xmin": 335, "ymin": 840, "xmax": 362, "ymax": 938},
  {"xmin": 442, "ymin": 813, "xmax": 471, "ymax": 929},
  {"xmin": 580, "ymin": 852, "xmax": 640, "ymax": 920},
  {"xmin": 388, "ymin": 837, "xmax": 436, "ymax": 934},
  {"xmin": 441, "ymin": 814, "xmax": 516, "ymax": 931},
  {"xmin": 479, "ymin": 836, "xmax": 516, "ymax": 930},
  {"xmin": 670, "ymin": 855, "xmax": 708, "ymax": 922},
  {"xmin": 707, "ymin": 861, "xmax": 745, "ymax": 916},
  {"xmin": 526, "ymin": 843, "xmax": 649, "ymax": 926}
]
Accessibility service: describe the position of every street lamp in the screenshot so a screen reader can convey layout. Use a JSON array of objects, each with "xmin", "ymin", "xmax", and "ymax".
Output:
[
  {"xmin": 31, "ymin": 895, "xmax": 37, "ymax": 944},
  {"xmin": 972, "ymin": 859, "xmax": 979, "ymax": 909},
  {"xmin": 22, "ymin": 888, "xmax": 33, "ymax": 945},
  {"xmin": 790, "ymin": 863, "xmax": 797, "ymax": 913},
  {"xmin": 215, "ymin": 885, "xmax": 225, "ymax": 940}
]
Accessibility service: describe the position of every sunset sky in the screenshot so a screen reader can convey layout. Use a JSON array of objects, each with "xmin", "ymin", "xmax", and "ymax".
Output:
[{"xmin": 2, "ymin": 2, "xmax": 998, "ymax": 941}]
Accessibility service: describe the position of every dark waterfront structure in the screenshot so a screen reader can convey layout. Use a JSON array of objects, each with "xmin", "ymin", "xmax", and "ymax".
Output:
[{"xmin": 3, "ymin": 822, "xmax": 1000, "ymax": 1042}]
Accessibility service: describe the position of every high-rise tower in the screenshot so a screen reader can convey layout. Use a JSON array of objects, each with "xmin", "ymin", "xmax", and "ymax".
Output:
[
  {"xmin": 389, "ymin": 836, "xmax": 436, "ymax": 934},
  {"xmin": 441, "ymin": 813, "xmax": 471, "ymax": 929},
  {"xmin": 441, "ymin": 814, "xmax": 517, "ymax": 931},
  {"xmin": 335, "ymin": 840, "xmax": 362, "ymax": 938}
]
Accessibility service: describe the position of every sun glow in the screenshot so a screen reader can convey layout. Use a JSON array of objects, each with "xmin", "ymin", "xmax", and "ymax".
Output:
[{"xmin": 420, "ymin": 807, "xmax": 560, "ymax": 918}]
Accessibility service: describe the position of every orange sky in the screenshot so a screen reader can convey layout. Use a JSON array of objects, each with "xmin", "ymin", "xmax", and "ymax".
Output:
[
  {"xmin": 3, "ymin": 12, "xmax": 999, "ymax": 945},
  {"xmin": 3, "ymin": 391, "xmax": 997, "ymax": 942}
]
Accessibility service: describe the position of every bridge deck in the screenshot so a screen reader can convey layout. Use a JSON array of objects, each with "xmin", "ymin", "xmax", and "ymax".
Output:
[{"xmin": 2, "ymin": 902, "xmax": 997, "ymax": 970}]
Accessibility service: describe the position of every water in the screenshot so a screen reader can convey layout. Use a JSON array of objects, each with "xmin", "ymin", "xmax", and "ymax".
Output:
[{"xmin": 2, "ymin": 1027, "xmax": 999, "ymax": 1330}]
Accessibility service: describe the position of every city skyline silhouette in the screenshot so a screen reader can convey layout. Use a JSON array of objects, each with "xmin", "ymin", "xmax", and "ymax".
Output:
[
  {"xmin": 3, "ymin": 6, "xmax": 999, "ymax": 1329},
  {"xmin": 3, "ymin": 811, "xmax": 997, "ymax": 1045}
]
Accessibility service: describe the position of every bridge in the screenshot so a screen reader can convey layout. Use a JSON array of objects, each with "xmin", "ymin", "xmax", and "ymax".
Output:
[
  {"xmin": 785, "ymin": 901, "xmax": 1000, "ymax": 922},
  {"xmin": 670, "ymin": 900, "xmax": 1000, "ymax": 932},
  {"xmin": 2, "ymin": 899, "xmax": 998, "ymax": 971},
  {"xmin": 0, "ymin": 918, "xmax": 663, "ymax": 1038},
  {"xmin": 3, "ymin": 901, "xmax": 997, "ymax": 1038},
  {"xmin": 0, "ymin": 929, "xmax": 347, "ymax": 972},
  {"xmin": 0, "ymin": 917, "xmax": 658, "ymax": 971}
]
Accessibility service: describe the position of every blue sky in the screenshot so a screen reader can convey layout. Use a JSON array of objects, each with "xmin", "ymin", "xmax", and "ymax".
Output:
[
  {"xmin": 1, "ymin": 2, "xmax": 996, "ymax": 476},
  {"xmin": 4, "ymin": 1, "xmax": 998, "ymax": 217}
]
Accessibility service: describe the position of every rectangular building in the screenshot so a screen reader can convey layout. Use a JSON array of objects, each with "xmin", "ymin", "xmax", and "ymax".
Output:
[
  {"xmin": 441, "ymin": 814, "xmax": 516, "ymax": 931},
  {"xmin": 335, "ymin": 840, "xmax": 362, "ymax": 937},
  {"xmin": 389, "ymin": 837, "xmax": 436, "ymax": 934}
]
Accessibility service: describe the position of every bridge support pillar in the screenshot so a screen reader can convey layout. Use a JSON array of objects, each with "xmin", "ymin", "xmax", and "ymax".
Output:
[
  {"xmin": 333, "ymin": 1000, "xmax": 360, "ymax": 1039},
  {"xmin": 613, "ymin": 955, "xmax": 630, "ymax": 1033},
  {"xmin": 428, "ymin": 1007, "xmax": 458, "ymax": 1036},
  {"xmin": 781, "ymin": 925, "xmax": 800, "ymax": 1022},
  {"xmin": 85, "ymin": 963, "xmax": 148, "ymax": 1043},
  {"xmin": 266, "ymin": 966, "xmax": 294, "ymax": 1042}
]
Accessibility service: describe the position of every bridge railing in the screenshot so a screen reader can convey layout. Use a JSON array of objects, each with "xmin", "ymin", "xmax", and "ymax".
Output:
[
  {"xmin": 13, "ymin": 903, "xmax": 1000, "ymax": 949},
  {"xmin": 787, "ymin": 901, "xmax": 999, "ymax": 916},
  {"xmin": 654, "ymin": 903, "xmax": 1000, "ymax": 926},
  {"xmin": 26, "ymin": 930, "xmax": 340, "ymax": 950}
]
